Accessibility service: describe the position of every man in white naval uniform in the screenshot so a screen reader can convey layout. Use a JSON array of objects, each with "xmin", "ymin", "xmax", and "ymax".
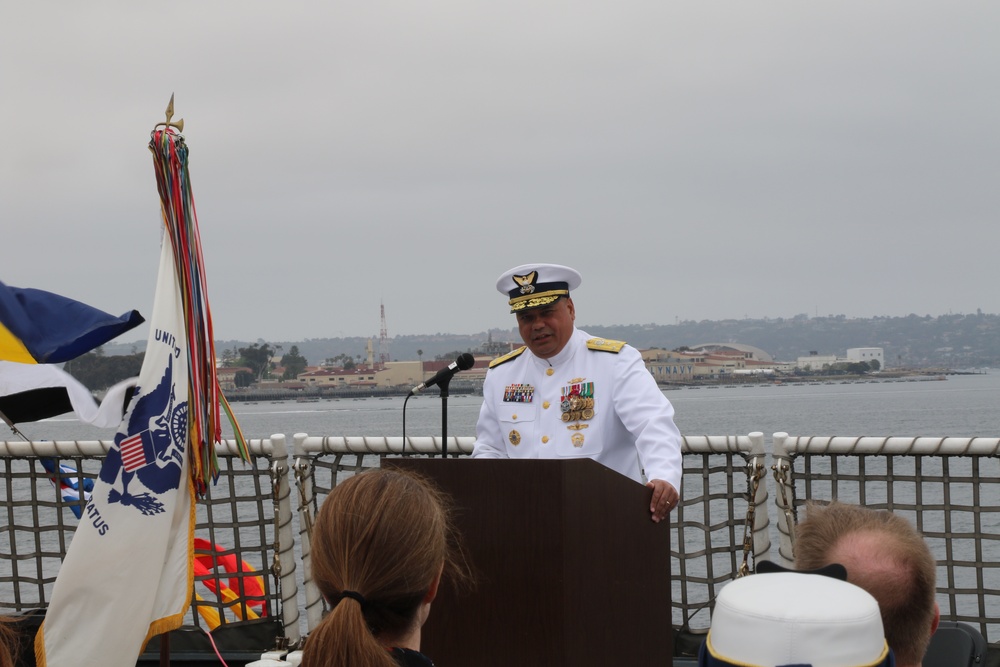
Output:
[{"xmin": 472, "ymin": 263, "xmax": 682, "ymax": 522}]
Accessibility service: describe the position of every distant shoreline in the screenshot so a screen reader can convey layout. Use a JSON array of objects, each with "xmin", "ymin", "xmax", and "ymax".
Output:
[
  {"xmin": 658, "ymin": 368, "xmax": 981, "ymax": 388},
  {"xmin": 222, "ymin": 369, "xmax": 983, "ymax": 403},
  {"xmin": 224, "ymin": 383, "xmax": 481, "ymax": 402}
]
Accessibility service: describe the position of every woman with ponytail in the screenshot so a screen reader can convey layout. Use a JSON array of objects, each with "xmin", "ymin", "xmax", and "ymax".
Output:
[{"xmin": 301, "ymin": 468, "xmax": 472, "ymax": 667}]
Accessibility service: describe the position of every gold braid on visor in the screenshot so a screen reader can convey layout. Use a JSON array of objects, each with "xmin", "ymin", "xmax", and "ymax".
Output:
[{"xmin": 508, "ymin": 291, "xmax": 569, "ymax": 313}]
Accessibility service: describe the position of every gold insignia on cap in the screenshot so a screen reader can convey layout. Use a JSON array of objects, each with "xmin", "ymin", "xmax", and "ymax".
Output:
[
  {"xmin": 509, "ymin": 430, "xmax": 521, "ymax": 446},
  {"xmin": 513, "ymin": 271, "xmax": 538, "ymax": 294}
]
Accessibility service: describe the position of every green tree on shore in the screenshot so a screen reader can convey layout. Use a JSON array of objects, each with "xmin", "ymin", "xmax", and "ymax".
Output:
[
  {"xmin": 324, "ymin": 353, "xmax": 357, "ymax": 370},
  {"xmin": 281, "ymin": 346, "xmax": 308, "ymax": 379},
  {"xmin": 234, "ymin": 370, "xmax": 255, "ymax": 388},
  {"xmin": 235, "ymin": 343, "xmax": 275, "ymax": 382}
]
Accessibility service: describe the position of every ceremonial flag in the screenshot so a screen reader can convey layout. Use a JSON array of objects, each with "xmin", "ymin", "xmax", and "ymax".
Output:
[
  {"xmin": 37, "ymin": 105, "xmax": 246, "ymax": 667},
  {"xmin": 0, "ymin": 280, "xmax": 143, "ymax": 364},
  {"xmin": 36, "ymin": 239, "xmax": 194, "ymax": 667},
  {"xmin": 0, "ymin": 361, "xmax": 135, "ymax": 428}
]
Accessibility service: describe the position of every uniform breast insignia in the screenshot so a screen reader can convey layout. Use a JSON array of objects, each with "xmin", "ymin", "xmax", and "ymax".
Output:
[
  {"xmin": 586, "ymin": 337, "xmax": 625, "ymax": 353},
  {"xmin": 571, "ymin": 432, "xmax": 585, "ymax": 448},
  {"xmin": 503, "ymin": 383, "xmax": 534, "ymax": 403},
  {"xmin": 489, "ymin": 346, "xmax": 526, "ymax": 369},
  {"xmin": 508, "ymin": 430, "xmax": 521, "ymax": 446},
  {"xmin": 561, "ymin": 381, "xmax": 595, "ymax": 426}
]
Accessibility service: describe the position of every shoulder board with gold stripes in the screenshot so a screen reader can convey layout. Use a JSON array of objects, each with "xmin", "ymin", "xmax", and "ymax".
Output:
[
  {"xmin": 489, "ymin": 346, "xmax": 527, "ymax": 368},
  {"xmin": 586, "ymin": 337, "xmax": 626, "ymax": 353}
]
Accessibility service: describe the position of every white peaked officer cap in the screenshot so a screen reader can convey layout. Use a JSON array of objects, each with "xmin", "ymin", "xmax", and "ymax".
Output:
[
  {"xmin": 496, "ymin": 263, "xmax": 583, "ymax": 313},
  {"xmin": 699, "ymin": 571, "xmax": 895, "ymax": 667}
]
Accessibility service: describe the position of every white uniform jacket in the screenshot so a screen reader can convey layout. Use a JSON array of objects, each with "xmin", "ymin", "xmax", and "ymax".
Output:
[{"xmin": 472, "ymin": 328, "xmax": 682, "ymax": 490}]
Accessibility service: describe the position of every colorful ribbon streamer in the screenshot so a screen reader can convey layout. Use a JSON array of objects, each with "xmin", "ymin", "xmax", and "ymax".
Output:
[{"xmin": 149, "ymin": 127, "xmax": 249, "ymax": 495}]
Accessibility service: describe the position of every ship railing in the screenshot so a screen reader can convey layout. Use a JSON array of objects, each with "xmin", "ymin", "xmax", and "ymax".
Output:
[
  {"xmin": 0, "ymin": 435, "xmax": 299, "ymax": 655},
  {"xmin": 771, "ymin": 433, "xmax": 1000, "ymax": 645},
  {"xmin": 291, "ymin": 432, "xmax": 769, "ymax": 645},
  {"xmin": 290, "ymin": 435, "xmax": 476, "ymax": 637},
  {"xmin": 8, "ymin": 432, "xmax": 997, "ymax": 661}
]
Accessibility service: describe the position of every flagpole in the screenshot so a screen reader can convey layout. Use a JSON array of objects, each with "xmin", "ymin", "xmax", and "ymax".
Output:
[
  {"xmin": 152, "ymin": 94, "xmax": 186, "ymax": 667},
  {"xmin": 0, "ymin": 409, "xmax": 29, "ymax": 440}
]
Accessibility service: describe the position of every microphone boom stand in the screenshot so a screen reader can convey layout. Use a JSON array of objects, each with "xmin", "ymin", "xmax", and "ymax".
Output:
[{"xmin": 437, "ymin": 375, "xmax": 452, "ymax": 459}]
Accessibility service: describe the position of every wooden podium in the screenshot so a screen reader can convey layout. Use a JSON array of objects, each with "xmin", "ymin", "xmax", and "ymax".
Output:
[{"xmin": 386, "ymin": 458, "xmax": 672, "ymax": 667}]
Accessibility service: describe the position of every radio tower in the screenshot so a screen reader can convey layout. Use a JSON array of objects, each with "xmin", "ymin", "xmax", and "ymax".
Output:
[{"xmin": 378, "ymin": 300, "xmax": 390, "ymax": 368}]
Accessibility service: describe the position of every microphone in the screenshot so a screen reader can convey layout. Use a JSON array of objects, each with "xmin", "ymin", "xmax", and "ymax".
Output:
[{"xmin": 409, "ymin": 353, "xmax": 475, "ymax": 396}]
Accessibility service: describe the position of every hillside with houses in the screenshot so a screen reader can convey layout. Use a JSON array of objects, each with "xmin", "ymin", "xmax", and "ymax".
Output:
[{"xmin": 91, "ymin": 312, "xmax": 1000, "ymax": 394}]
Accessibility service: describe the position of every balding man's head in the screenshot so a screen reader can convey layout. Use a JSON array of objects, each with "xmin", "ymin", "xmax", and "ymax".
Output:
[{"xmin": 794, "ymin": 502, "xmax": 939, "ymax": 667}]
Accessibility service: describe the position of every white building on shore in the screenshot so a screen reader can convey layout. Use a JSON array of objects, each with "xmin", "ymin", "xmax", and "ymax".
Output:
[
  {"xmin": 796, "ymin": 347, "xmax": 885, "ymax": 371},
  {"xmin": 847, "ymin": 347, "xmax": 885, "ymax": 369}
]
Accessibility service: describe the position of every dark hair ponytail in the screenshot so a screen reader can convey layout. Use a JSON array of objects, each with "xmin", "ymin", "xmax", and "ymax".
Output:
[{"xmin": 301, "ymin": 468, "xmax": 472, "ymax": 667}]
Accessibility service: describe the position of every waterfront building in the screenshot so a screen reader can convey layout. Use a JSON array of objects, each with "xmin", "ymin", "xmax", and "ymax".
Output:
[
  {"xmin": 372, "ymin": 361, "xmax": 423, "ymax": 388},
  {"xmin": 297, "ymin": 366, "xmax": 380, "ymax": 388},
  {"xmin": 294, "ymin": 357, "xmax": 491, "ymax": 390},
  {"xmin": 641, "ymin": 344, "xmax": 793, "ymax": 381},
  {"xmin": 796, "ymin": 347, "xmax": 885, "ymax": 371},
  {"xmin": 795, "ymin": 353, "xmax": 839, "ymax": 371},
  {"xmin": 847, "ymin": 347, "xmax": 885, "ymax": 369},
  {"xmin": 417, "ymin": 356, "xmax": 491, "ymax": 384},
  {"xmin": 641, "ymin": 349, "xmax": 700, "ymax": 382}
]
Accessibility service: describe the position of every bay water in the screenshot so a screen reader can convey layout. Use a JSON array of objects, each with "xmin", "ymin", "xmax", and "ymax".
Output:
[{"xmin": 20, "ymin": 372, "xmax": 999, "ymax": 443}]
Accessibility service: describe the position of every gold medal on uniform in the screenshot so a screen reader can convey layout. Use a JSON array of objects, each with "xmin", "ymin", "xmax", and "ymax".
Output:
[
  {"xmin": 508, "ymin": 429, "xmax": 521, "ymax": 446},
  {"xmin": 562, "ymin": 380, "xmax": 596, "ymax": 426},
  {"xmin": 580, "ymin": 382, "xmax": 595, "ymax": 420},
  {"xmin": 561, "ymin": 382, "xmax": 583, "ymax": 418},
  {"xmin": 562, "ymin": 380, "xmax": 594, "ymax": 447}
]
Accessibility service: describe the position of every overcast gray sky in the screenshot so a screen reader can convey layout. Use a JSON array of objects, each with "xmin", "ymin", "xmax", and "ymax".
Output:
[{"xmin": 3, "ymin": 2, "xmax": 998, "ymax": 344}]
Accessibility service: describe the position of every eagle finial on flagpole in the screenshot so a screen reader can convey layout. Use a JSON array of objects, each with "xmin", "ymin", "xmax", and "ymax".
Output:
[{"xmin": 155, "ymin": 93, "xmax": 184, "ymax": 133}]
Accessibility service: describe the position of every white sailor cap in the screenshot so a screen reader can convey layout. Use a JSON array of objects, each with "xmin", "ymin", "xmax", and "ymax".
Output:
[
  {"xmin": 495, "ymin": 263, "xmax": 582, "ymax": 313},
  {"xmin": 699, "ymin": 571, "xmax": 894, "ymax": 667}
]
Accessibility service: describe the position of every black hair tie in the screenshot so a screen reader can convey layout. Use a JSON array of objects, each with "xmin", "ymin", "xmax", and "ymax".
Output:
[{"xmin": 340, "ymin": 590, "xmax": 367, "ymax": 609}]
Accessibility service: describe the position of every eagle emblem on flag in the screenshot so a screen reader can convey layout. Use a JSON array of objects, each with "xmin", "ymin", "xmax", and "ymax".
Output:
[{"xmin": 101, "ymin": 352, "xmax": 188, "ymax": 516}]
